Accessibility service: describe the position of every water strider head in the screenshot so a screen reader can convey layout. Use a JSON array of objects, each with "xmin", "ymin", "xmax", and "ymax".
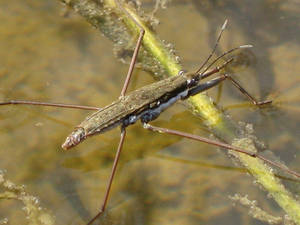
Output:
[{"xmin": 62, "ymin": 127, "xmax": 86, "ymax": 150}]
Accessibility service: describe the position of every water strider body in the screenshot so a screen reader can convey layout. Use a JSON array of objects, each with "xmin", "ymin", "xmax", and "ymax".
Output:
[{"xmin": 62, "ymin": 69, "xmax": 226, "ymax": 149}]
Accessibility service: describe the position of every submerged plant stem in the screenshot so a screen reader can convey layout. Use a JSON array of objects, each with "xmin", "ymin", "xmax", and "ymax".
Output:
[{"xmin": 59, "ymin": 0, "xmax": 300, "ymax": 223}]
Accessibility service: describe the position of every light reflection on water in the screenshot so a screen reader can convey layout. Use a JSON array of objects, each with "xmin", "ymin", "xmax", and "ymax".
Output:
[{"xmin": 0, "ymin": 1, "xmax": 299, "ymax": 225}]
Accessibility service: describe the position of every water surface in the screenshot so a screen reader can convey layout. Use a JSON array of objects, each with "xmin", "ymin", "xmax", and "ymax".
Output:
[{"xmin": 0, "ymin": 1, "xmax": 299, "ymax": 225}]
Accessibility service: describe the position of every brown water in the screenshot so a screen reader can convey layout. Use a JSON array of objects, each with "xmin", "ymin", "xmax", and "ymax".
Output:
[{"xmin": 0, "ymin": 1, "xmax": 299, "ymax": 225}]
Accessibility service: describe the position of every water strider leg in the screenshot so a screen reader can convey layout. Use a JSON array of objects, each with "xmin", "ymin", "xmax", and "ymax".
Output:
[
  {"xmin": 187, "ymin": 73, "xmax": 272, "ymax": 106},
  {"xmin": 117, "ymin": 0, "xmax": 145, "ymax": 97},
  {"xmin": 186, "ymin": 74, "xmax": 227, "ymax": 97},
  {"xmin": 0, "ymin": 100, "xmax": 99, "ymax": 110},
  {"xmin": 223, "ymin": 74, "xmax": 272, "ymax": 105},
  {"xmin": 143, "ymin": 123, "xmax": 300, "ymax": 178},
  {"xmin": 0, "ymin": 1, "xmax": 144, "ymax": 110},
  {"xmin": 87, "ymin": 1, "xmax": 145, "ymax": 224},
  {"xmin": 87, "ymin": 128, "xmax": 127, "ymax": 225}
]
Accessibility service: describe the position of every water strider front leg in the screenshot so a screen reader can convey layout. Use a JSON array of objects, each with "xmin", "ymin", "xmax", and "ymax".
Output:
[
  {"xmin": 186, "ymin": 74, "xmax": 227, "ymax": 98},
  {"xmin": 142, "ymin": 123, "xmax": 300, "ymax": 178},
  {"xmin": 223, "ymin": 74, "xmax": 272, "ymax": 106},
  {"xmin": 186, "ymin": 74, "xmax": 272, "ymax": 106}
]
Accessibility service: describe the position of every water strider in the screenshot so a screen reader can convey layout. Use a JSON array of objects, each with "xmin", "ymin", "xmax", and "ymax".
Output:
[{"xmin": 1, "ymin": 1, "xmax": 300, "ymax": 225}]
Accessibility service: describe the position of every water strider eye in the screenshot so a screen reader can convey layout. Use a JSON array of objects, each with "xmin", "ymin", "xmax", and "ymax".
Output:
[{"xmin": 184, "ymin": 72, "xmax": 197, "ymax": 87}]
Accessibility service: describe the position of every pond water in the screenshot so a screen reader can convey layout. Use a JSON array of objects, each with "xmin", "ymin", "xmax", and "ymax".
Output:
[{"xmin": 0, "ymin": 1, "xmax": 299, "ymax": 225}]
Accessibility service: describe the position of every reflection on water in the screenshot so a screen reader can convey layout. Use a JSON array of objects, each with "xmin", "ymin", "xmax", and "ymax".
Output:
[{"xmin": 0, "ymin": 1, "xmax": 299, "ymax": 225}]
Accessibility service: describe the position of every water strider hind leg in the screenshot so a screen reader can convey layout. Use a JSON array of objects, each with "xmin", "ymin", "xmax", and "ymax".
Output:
[
  {"xmin": 0, "ymin": 100, "xmax": 100, "ymax": 110},
  {"xmin": 142, "ymin": 123, "xmax": 300, "ymax": 178}
]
